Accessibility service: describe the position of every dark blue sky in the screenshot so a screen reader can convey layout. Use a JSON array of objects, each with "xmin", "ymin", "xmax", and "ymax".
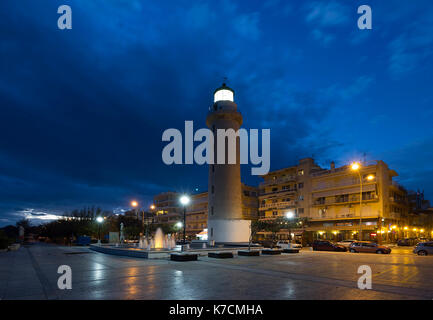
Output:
[{"xmin": 1, "ymin": 0, "xmax": 432, "ymax": 226}]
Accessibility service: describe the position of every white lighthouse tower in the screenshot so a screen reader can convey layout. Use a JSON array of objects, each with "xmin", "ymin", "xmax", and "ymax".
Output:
[{"xmin": 206, "ymin": 83, "xmax": 251, "ymax": 244}]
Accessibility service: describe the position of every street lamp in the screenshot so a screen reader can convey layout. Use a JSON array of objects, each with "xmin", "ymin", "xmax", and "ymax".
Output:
[
  {"xmin": 351, "ymin": 162, "xmax": 364, "ymax": 241},
  {"xmin": 96, "ymin": 216, "xmax": 104, "ymax": 245},
  {"xmin": 285, "ymin": 211, "xmax": 295, "ymax": 219},
  {"xmin": 179, "ymin": 195, "xmax": 190, "ymax": 249}
]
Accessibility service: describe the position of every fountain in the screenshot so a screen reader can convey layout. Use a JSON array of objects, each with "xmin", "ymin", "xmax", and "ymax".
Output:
[
  {"xmin": 154, "ymin": 228, "xmax": 164, "ymax": 249},
  {"xmin": 92, "ymin": 227, "xmax": 188, "ymax": 258}
]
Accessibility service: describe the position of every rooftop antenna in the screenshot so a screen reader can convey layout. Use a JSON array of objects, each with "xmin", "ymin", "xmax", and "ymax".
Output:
[
  {"xmin": 363, "ymin": 152, "xmax": 367, "ymax": 164},
  {"xmin": 222, "ymin": 76, "xmax": 228, "ymax": 86}
]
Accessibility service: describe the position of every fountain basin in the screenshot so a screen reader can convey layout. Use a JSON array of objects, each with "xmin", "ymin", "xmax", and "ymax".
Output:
[
  {"xmin": 90, "ymin": 244, "xmax": 264, "ymax": 259},
  {"xmin": 90, "ymin": 244, "xmax": 178, "ymax": 259}
]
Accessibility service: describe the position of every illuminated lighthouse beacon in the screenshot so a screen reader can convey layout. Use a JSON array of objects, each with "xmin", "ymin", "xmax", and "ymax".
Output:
[{"xmin": 206, "ymin": 83, "xmax": 250, "ymax": 244}]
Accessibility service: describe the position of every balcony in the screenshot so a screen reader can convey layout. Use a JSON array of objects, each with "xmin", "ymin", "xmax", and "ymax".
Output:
[
  {"xmin": 260, "ymin": 175, "xmax": 296, "ymax": 187},
  {"xmin": 259, "ymin": 188, "xmax": 297, "ymax": 196},
  {"xmin": 259, "ymin": 200, "xmax": 296, "ymax": 210},
  {"xmin": 313, "ymin": 194, "xmax": 378, "ymax": 206}
]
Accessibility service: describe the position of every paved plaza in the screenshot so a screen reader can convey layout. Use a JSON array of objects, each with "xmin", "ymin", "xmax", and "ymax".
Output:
[{"xmin": 1, "ymin": 244, "xmax": 433, "ymax": 300}]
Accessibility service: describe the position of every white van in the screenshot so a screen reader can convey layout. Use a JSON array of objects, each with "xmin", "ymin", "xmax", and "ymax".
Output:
[{"xmin": 276, "ymin": 241, "xmax": 302, "ymax": 249}]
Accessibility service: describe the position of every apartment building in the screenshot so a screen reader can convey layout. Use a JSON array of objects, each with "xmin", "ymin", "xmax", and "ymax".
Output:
[
  {"xmin": 152, "ymin": 184, "xmax": 259, "ymax": 239},
  {"xmin": 259, "ymin": 158, "xmax": 410, "ymax": 243},
  {"xmin": 152, "ymin": 192, "xmax": 182, "ymax": 225}
]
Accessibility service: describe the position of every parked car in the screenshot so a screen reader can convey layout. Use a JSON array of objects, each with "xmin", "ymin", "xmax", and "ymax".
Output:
[
  {"xmin": 312, "ymin": 240, "xmax": 347, "ymax": 252},
  {"xmin": 276, "ymin": 241, "xmax": 302, "ymax": 249},
  {"xmin": 336, "ymin": 240, "xmax": 356, "ymax": 248},
  {"xmin": 349, "ymin": 241, "xmax": 391, "ymax": 254},
  {"xmin": 413, "ymin": 241, "xmax": 433, "ymax": 256},
  {"xmin": 397, "ymin": 238, "xmax": 415, "ymax": 246}
]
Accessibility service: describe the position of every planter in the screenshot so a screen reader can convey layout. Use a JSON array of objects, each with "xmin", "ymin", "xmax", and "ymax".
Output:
[
  {"xmin": 238, "ymin": 250, "xmax": 260, "ymax": 256},
  {"xmin": 208, "ymin": 252, "xmax": 233, "ymax": 259},
  {"xmin": 283, "ymin": 248, "xmax": 299, "ymax": 254},
  {"xmin": 170, "ymin": 253, "xmax": 198, "ymax": 261},
  {"xmin": 261, "ymin": 249, "xmax": 282, "ymax": 255}
]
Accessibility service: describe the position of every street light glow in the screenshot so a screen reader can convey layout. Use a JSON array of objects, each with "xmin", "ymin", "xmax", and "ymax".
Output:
[
  {"xmin": 96, "ymin": 216, "xmax": 104, "ymax": 223},
  {"xmin": 150, "ymin": 204, "xmax": 155, "ymax": 210},
  {"xmin": 351, "ymin": 162, "xmax": 360, "ymax": 171},
  {"xmin": 176, "ymin": 221, "xmax": 183, "ymax": 228},
  {"xmin": 180, "ymin": 195, "xmax": 190, "ymax": 206},
  {"xmin": 367, "ymin": 174, "xmax": 375, "ymax": 181},
  {"xmin": 285, "ymin": 211, "xmax": 295, "ymax": 219},
  {"xmin": 131, "ymin": 201, "xmax": 138, "ymax": 207}
]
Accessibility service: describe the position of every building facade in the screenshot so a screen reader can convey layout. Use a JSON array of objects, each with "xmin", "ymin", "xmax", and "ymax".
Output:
[
  {"xmin": 151, "ymin": 184, "xmax": 259, "ymax": 239},
  {"xmin": 259, "ymin": 158, "xmax": 411, "ymax": 243}
]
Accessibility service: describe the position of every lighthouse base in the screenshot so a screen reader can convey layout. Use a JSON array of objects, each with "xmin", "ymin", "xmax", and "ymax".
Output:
[{"xmin": 208, "ymin": 219, "xmax": 251, "ymax": 244}]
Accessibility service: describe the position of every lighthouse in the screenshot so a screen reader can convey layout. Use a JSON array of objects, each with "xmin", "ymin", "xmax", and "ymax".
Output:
[{"xmin": 206, "ymin": 83, "xmax": 251, "ymax": 243}]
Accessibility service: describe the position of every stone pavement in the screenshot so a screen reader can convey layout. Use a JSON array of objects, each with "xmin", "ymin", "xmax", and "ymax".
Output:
[{"xmin": 1, "ymin": 243, "xmax": 433, "ymax": 300}]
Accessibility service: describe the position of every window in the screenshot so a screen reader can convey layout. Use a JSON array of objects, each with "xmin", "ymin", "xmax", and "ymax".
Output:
[
  {"xmin": 298, "ymin": 208, "xmax": 304, "ymax": 214},
  {"xmin": 211, "ymin": 228, "xmax": 213, "ymax": 236},
  {"xmin": 211, "ymin": 185, "xmax": 214, "ymax": 193},
  {"xmin": 211, "ymin": 206, "xmax": 214, "ymax": 215},
  {"xmin": 272, "ymin": 211, "xmax": 278, "ymax": 216},
  {"xmin": 243, "ymin": 190, "xmax": 250, "ymax": 196},
  {"xmin": 272, "ymin": 187, "xmax": 278, "ymax": 192},
  {"xmin": 298, "ymin": 183, "xmax": 304, "ymax": 189},
  {"xmin": 299, "ymin": 195, "xmax": 304, "ymax": 201},
  {"xmin": 298, "ymin": 170, "xmax": 304, "ymax": 176},
  {"xmin": 212, "ymin": 165, "xmax": 214, "ymax": 172}
]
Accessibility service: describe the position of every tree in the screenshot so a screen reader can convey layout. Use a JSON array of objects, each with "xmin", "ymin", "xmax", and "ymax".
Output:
[
  {"xmin": 249, "ymin": 219, "xmax": 266, "ymax": 251},
  {"xmin": 16, "ymin": 218, "xmax": 30, "ymax": 230}
]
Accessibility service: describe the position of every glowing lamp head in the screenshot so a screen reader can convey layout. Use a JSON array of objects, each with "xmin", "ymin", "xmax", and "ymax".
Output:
[
  {"xmin": 420, "ymin": 229, "xmax": 425, "ymax": 233},
  {"xmin": 131, "ymin": 201, "xmax": 138, "ymax": 208},
  {"xmin": 96, "ymin": 216, "xmax": 104, "ymax": 223},
  {"xmin": 404, "ymin": 226, "xmax": 408, "ymax": 230},
  {"xmin": 367, "ymin": 174, "xmax": 375, "ymax": 181},
  {"xmin": 214, "ymin": 83, "xmax": 234, "ymax": 103},
  {"xmin": 176, "ymin": 221, "xmax": 183, "ymax": 228},
  {"xmin": 351, "ymin": 162, "xmax": 360, "ymax": 171},
  {"xmin": 285, "ymin": 211, "xmax": 295, "ymax": 219},
  {"xmin": 150, "ymin": 205, "xmax": 155, "ymax": 210},
  {"xmin": 180, "ymin": 195, "xmax": 190, "ymax": 206}
]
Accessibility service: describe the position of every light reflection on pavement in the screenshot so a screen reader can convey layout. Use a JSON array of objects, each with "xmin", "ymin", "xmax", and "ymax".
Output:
[{"xmin": 1, "ymin": 243, "xmax": 432, "ymax": 300}]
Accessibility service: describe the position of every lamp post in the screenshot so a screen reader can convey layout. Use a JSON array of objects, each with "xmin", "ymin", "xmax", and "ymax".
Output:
[
  {"xmin": 179, "ymin": 195, "xmax": 190, "ymax": 250},
  {"xmin": 285, "ymin": 210, "xmax": 295, "ymax": 242},
  {"xmin": 351, "ymin": 162, "xmax": 375, "ymax": 242},
  {"xmin": 96, "ymin": 216, "xmax": 104, "ymax": 245},
  {"xmin": 148, "ymin": 204, "xmax": 156, "ymax": 242},
  {"xmin": 131, "ymin": 200, "xmax": 146, "ymax": 237}
]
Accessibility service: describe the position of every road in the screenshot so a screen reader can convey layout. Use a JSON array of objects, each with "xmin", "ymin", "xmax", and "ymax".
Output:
[{"xmin": 1, "ymin": 243, "xmax": 432, "ymax": 300}]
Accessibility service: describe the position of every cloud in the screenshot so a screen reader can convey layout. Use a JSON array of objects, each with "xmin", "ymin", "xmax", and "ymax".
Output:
[
  {"xmin": 303, "ymin": 1, "xmax": 349, "ymax": 46},
  {"xmin": 323, "ymin": 75, "xmax": 374, "ymax": 101},
  {"xmin": 305, "ymin": 1, "xmax": 349, "ymax": 26},
  {"xmin": 312, "ymin": 28, "xmax": 335, "ymax": 45},
  {"xmin": 388, "ymin": 10, "xmax": 433, "ymax": 76},
  {"xmin": 379, "ymin": 137, "xmax": 433, "ymax": 199}
]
